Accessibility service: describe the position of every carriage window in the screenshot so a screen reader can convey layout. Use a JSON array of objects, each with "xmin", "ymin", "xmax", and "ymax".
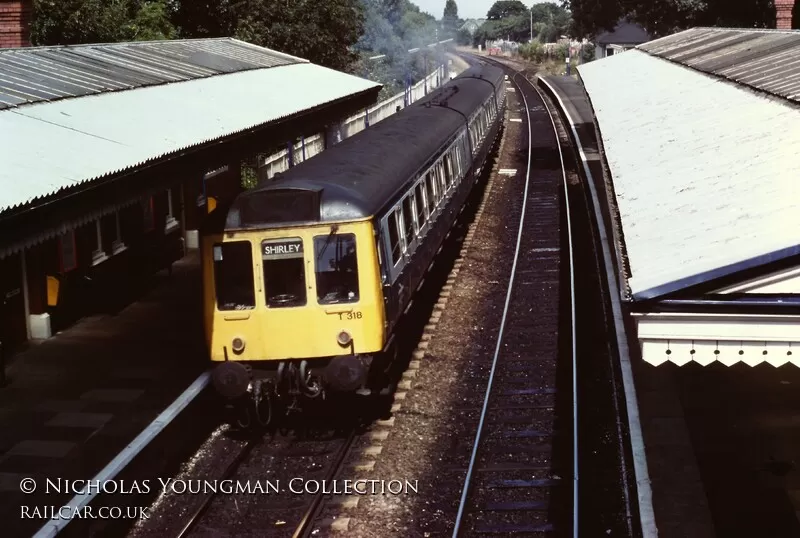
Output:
[
  {"xmin": 425, "ymin": 175, "xmax": 436, "ymax": 213},
  {"xmin": 415, "ymin": 183, "xmax": 426, "ymax": 225},
  {"xmin": 261, "ymin": 238, "xmax": 306, "ymax": 308},
  {"xmin": 402, "ymin": 195, "xmax": 415, "ymax": 241},
  {"xmin": 314, "ymin": 233, "xmax": 359, "ymax": 304},
  {"xmin": 437, "ymin": 163, "xmax": 447, "ymax": 194},
  {"xmin": 388, "ymin": 211, "xmax": 402, "ymax": 264},
  {"xmin": 213, "ymin": 241, "xmax": 255, "ymax": 311},
  {"xmin": 444, "ymin": 155, "xmax": 453, "ymax": 186}
]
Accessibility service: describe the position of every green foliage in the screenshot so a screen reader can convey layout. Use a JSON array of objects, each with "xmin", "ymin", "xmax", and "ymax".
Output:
[
  {"xmin": 398, "ymin": 9, "xmax": 437, "ymax": 47},
  {"xmin": 473, "ymin": 15, "xmax": 530, "ymax": 44},
  {"xmin": 355, "ymin": 0, "xmax": 445, "ymax": 102},
  {"xmin": 32, "ymin": 0, "xmax": 365, "ymax": 72},
  {"xmin": 486, "ymin": 0, "xmax": 528, "ymax": 20},
  {"xmin": 231, "ymin": 0, "xmax": 365, "ymax": 72},
  {"xmin": 31, "ymin": 0, "xmax": 177, "ymax": 45},
  {"xmin": 241, "ymin": 163, "xmax": 258, "ymax": 190},
  {"xmin": 171, "ymin": 1, "xmax": 233, "ymax": 38},
  {"xmin": 567, "ymin": 0, "xmax": 779, "ymax": 39},
  {"xmin": 442, "ymin": 0, "xmax": 459, "ymax": 37},
  {"xmin": 518, "ymin": 40, "xmax": 545, "ymax": 62},
  {"xmin": 474, "ymin": 1, "xmax": 570, "ymax": 46},
  {"xmin": 517, "ymin": 39, "xmax": 575, "ymax": 64},
  {"xmin": 129, "ymin": 0, "xmax": 177, "ymax": 40},
  {"xmin": 456, "ymin": 27, "xmax": 473, "ymax": 45},
  {"xmin": 579, "ymin": 43, "xmax": 594, "ymax": 63}
]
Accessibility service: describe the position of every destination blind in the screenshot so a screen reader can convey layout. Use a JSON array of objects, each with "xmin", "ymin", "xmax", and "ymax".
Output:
[{"xmin": 262, "ymin": 238, "xmax": 304, "ymax": 259}]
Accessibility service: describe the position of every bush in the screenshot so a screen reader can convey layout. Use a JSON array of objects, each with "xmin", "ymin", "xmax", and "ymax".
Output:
[
  {"xmin": 580, "ymin": 43, "xmax": 594, "ymax": 63},
  {"xmin": 518, "ymin": 41, "xmax": 545, "ymax": 63},
  {"xmin": 554, "ymin": 43, "xmax": 569, "ymax": 62}
]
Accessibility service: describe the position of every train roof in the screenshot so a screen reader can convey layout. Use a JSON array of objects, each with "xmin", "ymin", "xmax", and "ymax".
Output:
[
  {"xmin": 455, "ymin": 64, "xmax": 505, "ymax": 88},
  {"xmin": 222, "ymin": 64, "xmax": 502, "ymax": 231}
]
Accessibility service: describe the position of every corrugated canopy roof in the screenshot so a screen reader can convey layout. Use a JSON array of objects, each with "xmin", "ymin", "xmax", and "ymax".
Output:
[
  {"xmin": 0, "ymin": 38, "xmax": 305, "ymax": 110},
  {"xmin": 638, "ymin": 27, "xmax": 800, "ymax": 105},
  {"xmin": 578, "ymin": 47, "xmax": 800, "ymax": 301},
  {"xmin": 0, "ymin": 40, "xmax": 380, "ymax": 215}
]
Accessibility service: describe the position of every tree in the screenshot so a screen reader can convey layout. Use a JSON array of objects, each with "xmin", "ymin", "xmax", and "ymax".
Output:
[
  {"xmin": 31, "ymin": 0, "xmax": 177, "ymax": 45},
  {"xmin": 486, "ymin": 0, "xmax": 528, "ymax": 21},
  {"xmin": 568, "ymin": 0, "xmax": 779, "ymax": 39},
  {"xmin": 171, "ymin": 0, "xmax": 234, "ymax": 38},
  {"xmin": 231, "ymin": 0, "xmax": 366, "ymax": 72},
  {"xmin": 357, "ymin": 0, "xmax": 406, "ymax": 57},
  {"xmin": 565, "ymin": 0, "xmax": 621, "ymax": 38},
  {"xmin": 442, "ymin": 0, "xmax": 459, "ymax": 37},
  {"xmin": 32, "ymin": 1, "xmax": 365, "ymax": 72},
  {"xmin": 456, "ymin": 27, "xmax": 472, "ymax": 45},
  {"xmin": 529, "ymin": 2, "xmax": 571, "ymax": 42}
]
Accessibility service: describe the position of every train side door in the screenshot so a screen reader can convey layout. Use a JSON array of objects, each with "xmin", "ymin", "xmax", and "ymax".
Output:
[{"xmin": 381, "ymin": 209, "xmax": 405, "ymax": 327}]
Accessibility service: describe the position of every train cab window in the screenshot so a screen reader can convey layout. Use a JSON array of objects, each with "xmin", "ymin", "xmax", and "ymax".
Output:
[
  {"xmin": 261, "ymin": 238, "xmax": 306, "ymax": 308},
  {"xmin": 415, "ymin": 182, "xmax": 427, "ymax": 226},
  {"xmin": 388, "ymin": 210, "xmax": 402, "ymax": 264},
  {"xmin": 425, "ymin": 175, "xmax": 436, "ymax": 213},
  {"xmin": 402, "ymin": 195, "xmax": 416, "ymax": 241},
  {"xmin": 213, "ymin": 241, "xmax": 255, "ymax": 311},
  {"xmin": 314, "ymin": 233, "xmax": 359, "ymax": 304}
]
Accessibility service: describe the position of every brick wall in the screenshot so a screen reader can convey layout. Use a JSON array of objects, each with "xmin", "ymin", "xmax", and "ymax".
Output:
[
  {"xmin": 0, "ymin": 0, "xmax": 32, "ymax": 48},
  {"xmin": 776, "ymin": 0, "xmax": 795, "ymax": 29}
]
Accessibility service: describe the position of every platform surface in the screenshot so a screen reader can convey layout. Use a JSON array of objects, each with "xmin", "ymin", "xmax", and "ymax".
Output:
[{"xmin": 0, "ymin": 252, "xmax": 207, "ymax": 537}]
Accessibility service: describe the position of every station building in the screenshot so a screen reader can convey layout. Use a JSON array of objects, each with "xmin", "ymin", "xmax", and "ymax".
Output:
[
  {"xmin": 0, "ymin": 38, "xmax": 381, "ymax": 351},
  {"xmin": 577, "ymin": 25, "xmax": 800, "ymax": 367}
]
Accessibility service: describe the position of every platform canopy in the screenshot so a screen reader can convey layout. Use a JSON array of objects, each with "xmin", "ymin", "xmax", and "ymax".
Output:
[
  {"xmin": 577, "ymin": 28, "xmax": 800, "ymax": 367},
  {"xmin": 0, "ymin": 38, "xmax": 381, "ymax": 255}
]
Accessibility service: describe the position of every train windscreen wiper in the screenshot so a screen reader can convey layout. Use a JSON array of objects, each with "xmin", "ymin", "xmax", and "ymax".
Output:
[{"xmin": 316, "ymin": 224, "xmax": 340, "ymax": 263}]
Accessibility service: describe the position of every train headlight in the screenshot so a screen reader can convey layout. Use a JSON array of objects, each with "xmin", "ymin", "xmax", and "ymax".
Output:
[
  {"xmin": 337, "ymin": 330, "xmax": 352, "ymax": 347},
  {"xmin": 232, "ymin": 337, "xmax": 246, "ymax": 354}
]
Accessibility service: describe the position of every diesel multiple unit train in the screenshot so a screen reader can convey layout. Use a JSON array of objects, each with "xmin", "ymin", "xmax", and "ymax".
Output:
[{"xmin": 201, "ymin": 63, "xmax": 506, "ymax": 424}]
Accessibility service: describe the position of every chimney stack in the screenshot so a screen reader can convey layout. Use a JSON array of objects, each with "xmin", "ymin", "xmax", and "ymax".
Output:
[
  {"xmin": 0, "ymin": 0, "xmax": 32, "ymax": 48},
  {"xmin": 776, "ymin": 0, "xmax": 795, "ymax": 29}
]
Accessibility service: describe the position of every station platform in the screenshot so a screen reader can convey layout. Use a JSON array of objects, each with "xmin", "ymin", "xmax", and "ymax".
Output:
[
  {"xmin": 0, "ymin": 253, "xmax": 208, "ymax": 537},
  {"xmin": 540, "ymin": 75, "xmax": 717, "ymax": 537}
]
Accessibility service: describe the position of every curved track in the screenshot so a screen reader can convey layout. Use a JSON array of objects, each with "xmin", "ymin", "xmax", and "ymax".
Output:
[{"xmin": 449, "ymin": 56, "xmax": 578, "ymax": 537}]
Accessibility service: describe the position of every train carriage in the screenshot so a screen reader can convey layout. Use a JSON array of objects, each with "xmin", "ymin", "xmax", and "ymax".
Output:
[{"xmin": 201, "ymin": 63, "xmax": 506, "ymax": 422}]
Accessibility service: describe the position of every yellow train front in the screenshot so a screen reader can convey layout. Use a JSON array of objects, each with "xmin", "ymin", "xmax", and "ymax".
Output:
[
  {"xmin": 202, "ymin": 203, "xmax": 386, "ymax": 409},
  {"xmin": 200, "ymin": 62, "xmax": 506, "ymax": 425}
]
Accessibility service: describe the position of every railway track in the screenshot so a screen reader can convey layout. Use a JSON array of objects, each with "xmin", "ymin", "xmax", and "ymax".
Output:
[
  {"xmin": 131, "ymin": 132, "xmax": 504, "ymax": 538},
  {"xmin": 445, "ymin": 56, "xmax": 578, "ymax": 537},
  {"xmin": 136, "ymin": 424, "xmax": 361, "ymax": 538}
]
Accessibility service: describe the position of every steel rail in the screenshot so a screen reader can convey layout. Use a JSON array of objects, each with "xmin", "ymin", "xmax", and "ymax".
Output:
[
  {"xmin": 538, "ymin": 75, "xmax": 656, "ymax": 537},
  {"xmin": 451, "ymin": 60, "xmax": 578, "ymax": 536},
  {"xmin": 530, "ymin": 73, "xmax": 579, "ymax": 538},
  {"xmin": 175, "ymin": 434, "xmax": 261, "ymax": 538},
  {"xmin": 292, "ymin": 429, "xmax": 358, "ymax": 538}
]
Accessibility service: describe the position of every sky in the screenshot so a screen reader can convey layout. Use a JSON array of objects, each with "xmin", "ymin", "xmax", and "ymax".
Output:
[{"xmin": 413, "ymin": 0, "xmax": 554, "ymax": 20}]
